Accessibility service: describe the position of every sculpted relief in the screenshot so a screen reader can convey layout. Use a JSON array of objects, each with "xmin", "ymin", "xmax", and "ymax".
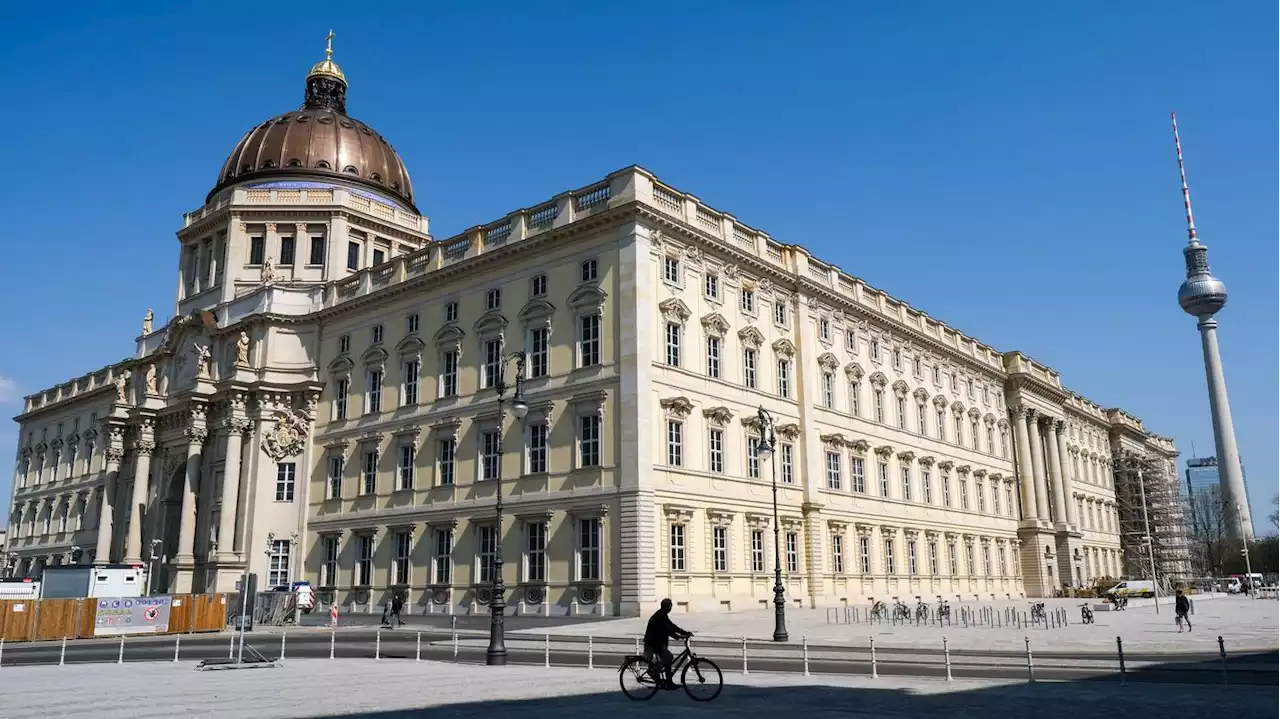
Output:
[{"xmin": 261, "ymin": 409, "xmax": 311, "ymax": 461}]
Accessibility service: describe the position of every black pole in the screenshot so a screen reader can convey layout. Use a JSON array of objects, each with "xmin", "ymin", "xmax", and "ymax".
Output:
[
  {"xmin": 486, "ymin": 351, "xmax": 525, "ymax": 666},
  {"xmin": 760, "ymin": 406, "xmax": 788, "ymax": 643}
]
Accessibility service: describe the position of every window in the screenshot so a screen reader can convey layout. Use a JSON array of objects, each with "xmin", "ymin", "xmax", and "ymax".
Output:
[
  {"xmin": 901, "ymin": 466, "xmax": 912, "ymax": 501},
  {"xmin": 328, "ymin": 456, "xmax": 344, "ymax": 499},
  {"xmin": 669, "ymin": 524, "xmax": 686, "ymax": 570},
  {"xmin": 708, "ymin": 429, "xmax": 724, "ymax": 473},
  {"xmin": 851, "ymin": 457, "xmax": 866, "ymax": 493},
  {"xmin": 831, "ymin": 534, "xmax": 844, "ymax": 573},
  {"xmin": 950, "ymin": 371, "xmax": 958, "ymax": 390},
  {"xmin": 528, "ymin": 327, "xmax": 549, "ymax": 378},
  {"xmin": 663, "ymin": 256, "xmax": 680, "ymax": 284},
  {"xmin": 892, "ymin": 348, "xmax": 902, "ymax": 370},
  {"xmin": 917, "ymin": 403, "xmax": 927, "ymax": 434},
  {"xmin": 975, "ymin": 480, "xmax": 985, "ymax": 512},
  {"xmin": 986, "ymin": 426, "xmax": 995, "ymax": 454},
  {"xmin": 406, "ymin": 313, "xmax": 420, "ymax": 334},
  {"xmin": 777, "ymin": 359, "xmax": 790, "ymax": 398},
  {"xmin": 478, "ymin": 526, "xmax": 497, "ymax": 583},
  {"xmin": 908, "ymin": 539, "xmax": 918, "ymax": 575},
  {"xmin": 883, "ymin": 538, "xmax": 896, "ymax": 574},
  {"xmin": 339, "ymin": 334, "xmax": 351, "ymax": 354},
  {"xmin": 372, "ymin": 324, "xmax": 384, "ymax": 344},
  {"xmin": 859, "ymin": 536, "xmax": 872, "ymax": 573},
  {"xmin": 953, "ymin": 415, "xmax": 963, "ymax": 445},
  {"xmin": 746, "ymin": 436, "xmax": 760, "ymax": 478},
  {"xmin": 480, "ymin": 430, "xmax": 501, "ymax": 481},
  {"xmin": 580, "ymin": 259, "xmax": 598, "ymax": 282},
  {"xmin": 392, "ymin": 531, "xmax": 411, "ymax": 585},
  {"xmin": 873, "ymin": 389, "xmax": 885, "ymax": 423},
  {"xmin": 398, "ymin": 445, "xmax": 415, "ymax": 490},
  {"xmin": 372, "ymin": 249, "xmax": 385, "ymax": 266},
  {"xmin": 279, "ymin": 236, "xmax": 296, "ymax": 265},
  {"xmin": 309, "ymin": 235, "xmax": 325, "ymax": 265},
  {"xmin": 998, "ymin": 546, "xmax": 1007, "ymax": 576},
  {"xmin": 482, "ymin": 339, "xmax": 501, "ymax": 389},
  {"xmin": 965, "ymin": 544, "xmax": 975, "ymax": 575},
  {"xmin": 250, "ymin": 236, "xmax": 265, "ymax": 265},
  {"xmin": 440, "ymin": 351, "xmax": 459, "ymax": 397},
  {"xmin": 275, "ymin": 462, "xmax": 296, "ymax": 502},
  {"xmin": 948, "ymin": 541, "xmax": 958, "ymax": 575},
  {"xmin": 967, "ymin": 379, "xmax": 975, "ymax": 401},
  {"xmin": 913, "ymin": 357, "xmax": 922, "ymax": 376},
  {"xmin": 928, "ymin": 540, "xmax": 939, "ymax": 574},
  {"xmin": 530, "ymin": 274, "xmax": 547, "ymax": 297},
  {"xmin": 982, "ymin": 545, "xmax": 991, "ymax": 576},
  {"xmin": 878, "ymin": 460, "xmax": 890, "ymax": 496},
  {"xmin": 959, "ymin": 477, "xmax": 969, "ymax": 510},
  {"xmin": 434, "ymin": 529, "xmax": 453, "ymax": 583},
  {"xmin": 933, "ymin": 366, "xmax": 941, "ymax": 385},
  {"xmin": 922, "ymin": 469, "xmax": 933, "ymax": 504},
  {"xmin": 942, "ymin": 471, "xmax": 952, "ymax": 507},
  {"xmin": 578, "ymin": 517, "xmax": 602, "ymax": 581},
  {"xmin": 269, "ymin": 539, "xmax": 291, "ymax": 587},
  {"xmin": 936, "ymin": 409, "xmax": 946, "ymax": 440},
  {"xmin": 870, "ymin": 339, "xmax": 881, "ymax": 361},
  {"xmin": 740, "ymin": 288, "xmax": 755, "ymax": 313},
  {"xmin": 366, "ymin": 369, "xmax": 383, "ymax": 413},
  {"xmin": 706, "ymin": 336, "xmax": 721, "ymax": 378},
  {"xmin": 822, "ymin": 373, "xmax": 834, "ymax": 408},
  {"xmin": 362, "ymin": 450, "xmax": 378, "ymax": 494},
  {"xmin": 665, "ymin": 323, "xmax": 681, "ymax": 366},
  {"xmin": 819, "ymin": 318, "xmax": 830, "ymax": 341},
  {"xmin": 1000, "ymin": 428, "xmax": 1009, "ymax": 458},
  {"xmin": 704, "ymin": 273, "xmax": 719, "ymax": 300},
  {"xmin": 579, "ymin": 415, "xmax": 601, "ymax": 467},
  {"xmin": 785, "ymin": 532, "xmax": 799, "ymax": 573},
  {"xmin": 1006, "ymin": 487, "xmax": 1014, "ymax": 517},
  {"xmin": 357, "ymin": 535, "xmax": 374, "ymax": 585},
  {"xmin": 579, "ymin": 314, "xmax": 601, "ymax": 366},
  {"xmin": 751, "ymin": 530, "xmax": 765, "ymax": 572},
  {"xmin": 403, "ymin": 360, "xmax": 420, "ymax": 405},
  {"xmin": 486, "ymin": 288, "xmax": 502, "ymax": 310},
  {"xmin": 743, "ymin": 348, "xmax": 757, "ymax": 388},
  {"xmin": 666, "ymin": 421, "xmax": 683, "ymax": 466},
  {"xmin": 773, "ymin": 301, "xmax": 788, "ymax": 326},
  {"xmin": 346, "ymin": 241, "xmax": 360, "ymax": 270},
  {"xmin": 713, "ymin": 526, "xmax": 728, "ymax": 572},
  {"xmin": 991, "ymin": 483, "xmax": 1001, "ymax": 515},
  {"xmin": 849, "ymin": 382, "xmax": 861, "ymax": 416},
  {"xmin": 526, "ymin": 522, "xmax": 547, "ymax": 583},
  {"xmin": 527, "ymin": 423, "xmax": 548, "ymax": 474},
  {"xmin": 896, "ymin": 397, "xmax": 907, "ymax": 429},
  {"xmin": 970, "ymin": 419, "xmax": 980, "ymax": 449},
  {"xmin": 438, "ymin": 439, "xmax": 456, "ymax": 486},
  {"xmin": 847, "ymin": 331, "xmax": 857, "ymax": 352},
  {"xmin": 445, "ymin": 302, "xmax": 459, "ymax": 323},
  {"xmin": 321, "ymin": 536, "xmax": 339, "ymax": 586},
  {"xmin": 826, "ymin": 451, "xmax": 842, "ymax": 490},
  {"xmin": 780, "ymin": 443, "xmax": 794, "ymax": 484},
  {"xmin": 335, "ymin": 381, "xmax": 350, "ymax": 419}
]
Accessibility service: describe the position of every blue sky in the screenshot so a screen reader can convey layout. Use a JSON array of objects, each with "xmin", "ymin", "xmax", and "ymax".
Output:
[{"xmin": 0, "ymin": 3, "xmax": 1274, "ymax": 528}]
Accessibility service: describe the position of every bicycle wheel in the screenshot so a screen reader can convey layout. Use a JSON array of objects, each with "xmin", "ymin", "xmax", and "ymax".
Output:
[
  {"xmin": 681, "ymin": 657, "xmax": 723, "ymax": 702},
  {"xmin": 619, "ymin": 656, "xmax": 660, "ymax": 701}
]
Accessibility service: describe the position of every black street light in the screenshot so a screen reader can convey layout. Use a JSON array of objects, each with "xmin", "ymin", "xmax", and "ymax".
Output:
[
  {"xmin": 755, "ymin": 406, "xmax": 789, "ymax": 643},
  {"xmin": 486, "ymin": 345, "xmax": 528, "ymax": 666}
]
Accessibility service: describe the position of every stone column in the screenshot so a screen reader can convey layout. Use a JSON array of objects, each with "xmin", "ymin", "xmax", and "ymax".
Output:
[
  {"xmin": 1043, "ymin": 419, "xmax": 1068, "ymax": 527},
  {"xmin": 216, "ymin": 418, "xmax": 250, "ymax": 562},
  {"xmin": 1012, "ymin": 408, "xmax": 1038, "ymax": 522},
  {"xmin": 171, "ymin": 406, "xmax": 208, "ymax": 594},
  {"xmin": 1026, "ymin": 412, "xmax": 1051, "ymax": 520},
  {"xmin": 122, "ymin": 419, "xmax": 157, "ymax": 565},
  {"xmin": 93, "ymin": 431, "xmax": 126, "ymax": 564},
  {"xmin": 1054, "ymin": 424, "xmax": 1076, "ymax": 527}
]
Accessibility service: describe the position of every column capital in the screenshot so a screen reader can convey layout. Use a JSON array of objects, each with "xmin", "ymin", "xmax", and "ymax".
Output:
[
  {"xmin": 185, "ymin": 426, "xmax": 209, "ymax": 445},
  {"xmin": 132, "ymin": 439, "xmax": 156, "ymax": 455}
]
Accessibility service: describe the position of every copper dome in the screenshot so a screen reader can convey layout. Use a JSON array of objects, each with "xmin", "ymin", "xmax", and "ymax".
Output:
[{"xmin": 208, "ymin": 48, "xmax": 417, "ymax": 212}]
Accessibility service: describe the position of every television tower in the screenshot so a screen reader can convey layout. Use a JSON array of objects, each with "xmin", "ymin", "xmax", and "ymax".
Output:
[{"xmin": 1172, "ymin": 112, "xmax": 1254, "ymax": 540}]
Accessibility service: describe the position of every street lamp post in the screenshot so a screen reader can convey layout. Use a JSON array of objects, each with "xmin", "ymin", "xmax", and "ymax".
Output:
[
  {"xmin": 754, "ymin": 406, "xmax": 789, "ymax": 643},
  {"xmin": 145, "ymin": 539, "xmax": 162, "ymax": 595},
  {"xmin": 486, "ymin": 345, "xmax": 528, "ymax": 667}
]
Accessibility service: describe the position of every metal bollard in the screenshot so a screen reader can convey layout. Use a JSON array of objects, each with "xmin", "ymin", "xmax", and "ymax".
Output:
[
  {"xmin": 330, "ymin": 629, "xmax": 336, "ymax": 659},
  {"xmin": 59, "ymin": 637, "xmax": 67, "ymax": 666},
  {"xmin": 742, "ymin": 637, "xmax": 749, "ymax": 675},
  {"xmin": 376, "ymin": 629, "xmax": 382, "ymax": 660},
  {"xmin": 1024, "ymin": 636, "xmax": 1035, "ymax": 683},
  {"xmin": 588, "ymin": 635, "xmax": 595, "ymax": 670},
  {"xmin": 119, "ymin": 635, "xmax": 125, "ymax": 664},
  {"xmin": 943, "ymin": 637, "xmax": 952, "ymax": 681},
  {"xmin": 1218, "ymin": 636, "xmax": 1228, "ymax": 685},
  {"xmin": 1, "ymin": 637, "xmax": 5, "ymax": 667},
  {"xmin": 280, "ymin": 633, "xmax": 286, "ymax": 661},
  {"xmin": 452, "ymin": 626, "xmax": 458, "ymax": 658},
  {"xmin": 544, "ymin": 634, "xmax": 550, "ymax": 668},
  {"xmin": 1116, "ymin": 636, "xmax": 1126, "ymax": 684},
  {"xmin": 802, "ymin": 636, "xmax": 810, "ymax": 676},
  {"xmin": 416, "ymin": 632, "xmax": 422, "ymax": 662},
  {"xmin": 228, "ymin": 633, "xmax": 234, "ymax": 659},
  {"xmin": 870, "ymin": 637, "xmax": 878, "ymax": 679},
  {"xmin": 174, "ymin": 635, "xmax": 181, "ymax": 663}
]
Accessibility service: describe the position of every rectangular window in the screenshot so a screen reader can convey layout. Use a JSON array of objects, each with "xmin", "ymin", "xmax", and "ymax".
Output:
[
  {"xmin": 372, "ymin": 248, "xmax": 385, "ymax": 266},
  {"xmin": 751, "ymin": 530, "xmax": 765, "ymax": 572},
  {"xmin": 975, "ymin": 480, "xmax": 985, "ymax": 512},
  {"xmin": 669, "ymin": 524, "xmax": 686, "ymax": 571},
  {"xmin": 819, "ymin": 318, "xmax": 830, "ymax": 341},
  {"xmin": 579, "ymin": 518, "xmax": 602, "ymax": 581},
  {"xmin": 580, "ymin": 259, "xmax": 598, "ymax": 282},
  {"xmin": 440, "ymin": 351, "xmax": 459, "ymax": 397},
  {"xmin": 936, "ymin": 409, "xmax": 947, "ymax": 441},
  {"xmin": 357, "ymin": 535, "xmax": 374, "ymax": 586},
  {"xmin": 392, "ymin": 531, "xmax": 411, "ymax": 585},
  {"xmin": 1007, "ymin": 487, "xmax": 1015, "ymax": 518},
  {"xmin": 780, "ymin": 443, "xmax": 794, "ymax": 484},
  {"xmin": 275, "ymin": 462, "xmax": 296, "ymax": 502},
  {"xmin": 666, "ymin": 420, "xmax": 683, "ymax": 466},
  {"xmin": 530, "ymin": 273, "xmax": 547, "ymax": 297},
  {"xmin": 998, "ymin": 546, "xmax": 1007, "ymax": 576},
  {"xmin": 250, "ymin": 236, "xmax": 265, "ymax": 265},
  {"xmin": 665, "ymin": 323, "xmax": 681, "ymax": 366},
  {"xmin": 892, "ymin": 348, "xmax": 902, "ymax": 370},
  {"xmin": 960, "ymin": 478, "xmax": 970, "ymax": 510},
  {"xmin": 831, "ymin": 534, "xmax": 844, "ymax": 573},
  {"xmin": 478, "ymin": 526, "xmax": 497, "ymax": 584},
  {"xmin": 883, "ymin": 538, "xmax": 896, "ymax": 574},
  {"xmin": 822, "ymin": 373, "xmax": 834, "ymax": 409},
  {"xmin": 403, "ymin": 360, "xmax": 420, "ymax": 405},
  {"xmin": 954, "ymin": 415, "xmax": 964, "ymax": 445},
  {"xmin": 528, "ymin": 327, "xmax": 549, "ymax": 378},
  {"xmin": 328, "ymin": 456, "xmax": 343, "ymax": 499},
  {"xmin": 526, "ymin": 522, "xmax": 547, "ymax": 583},
  {"xmin": 896, "ymin": 397, "xmax": 907, "ymax": 429},
  {"xmin": 482, "ymin": 339, "xmax": 501, "ymax": 389},
  {"xmin": 480, "ymin": 430, "xmax": 501, "ymax": 481},
  {"xmin": 826, "ymin": 451, "xmax": 842, "ymax": 490},
  {"xmin": 580, "ymin": 415, "xmax": 601, "ymax": 467},
  {"xmin": 713, "ymin": 526, "xmax": 728, "ymax": 572},
  {"xmin": 743, "ymin": 348, "xmax": 757, "ymax": 388},
  {"xmin": 706, "ymin": 336, "xmax": 721, "ymax": 378},
  {"xmin": 922, "ymin": 469, "xmax": 932, "ymax": 504},
  {"xmin": 773, "ymin": 301, "xmax": 787, "ymax": 326},
  {"xmin": 986, "ymin": 426, "xmax": 995, "ymax": 454},
  {"xmin": 335, "ymin": 379, "xmax": 349, "ymax": 420},
  {"xmin": 527, "ymin": 423, "xmax": 548, "ymax": 474},
  {"xmin": 777, "ymin": 359, "xmax": 790, "ymax": 398},
  {"xmin": 445, "ymin": 301, "xmax": 458, "ymax": 323},
  {"xmin": 347, "ymin": 241, "xmax": 360, "ymax": 270},
  {"xmin": 486, "ymin": 288, "xmax": 502, "ymax": 310},
  {"xmin": 406, "ymin": 313, "xmax": 420, "ymax": 334},
  {"xmin": 942, "ymin": 472, "xmax": 952, "ymax": 507},
  {"xmin": 708, "ymin": 429, "xmax": 724, "ymax": 473},
  {"xmin": 339, "ymin": 334, "xmax": 350, "ymax": 354},
  {"xmin": 850, "ymin": 382, "xmax": 860, "ymax": 416},
  {"xmin": 965, "ymin": 544, "xmax": 975, "ymax": 575},
  {"xmin": 971, "ymin": 419, "xmax": 980, "ymax": 450},
  {"xmin": 908, "ymin": 539, "xmax": 918, "ymax": 575},
  {"xmin": 268, "ymin": 539, "xmax": 291, "ymax": 587},
  {"xmin": 851, "ymin": 457, "xmax": 866, "ymax": 493},
  {"xmin": 917, "ymin": 404, "xmax": 927, "ymax": 434},
  {"xmin": 870, "ymin": 340, "xmax": 881, "ymax": 361},
  {"xmin": 746, "ymin": 436, "xmax": 760, "ymax": 479},
  {"xmin": 901, "ymin": 466, "xmax": 912, "ymax": 501},
  {"xmin": 579, "ymin": 314, "xmax": 601, "ymax": 366},
  {"xmin": 398, "ymin": 445, "xmax": 415, "ymax": 490},
  {"xmin": 785, "ymin": 532, "xmax": 799, "ymax": 573},
  {"xmin": 859, "ymin": 536, "xmax": 871, "ymax": 573},
  {"xmin": 362, "ymin": 450, "xmax": 378, "ymax": 494},
  {"xmin": 663, "ymin": 256, "xmax": 680, "ymax": 284},
  {"xmin": 367, "ymin": 369, "xmax": 383, "ymax": 413},
  {"xmin": 434, "ymin": 529, "xmax": 453, "ymax": 584},
  {"xmin": 948, "ymin": 542, "xmax": 958, "ymax": 575},
  {"xmin": 873, "ymin": 390, "xmax": 884, "ymax": 423},
  {"xmin": 878, "ymin": 461, "xmax": 890, "ymax": 497},
  {"xmin": 279, "ymin": 236, "xmax": 296, "ymax": 266},
  {"xmin": 438, "ymin": 439, "xmax": 456, "ymax": 486},
  {"xmin": 309, "ymin": 235, "xmax": 325, "ymax": 265},
  {"xmin": 982, "ymin": 546, "xmax": 991, "ymax": 576},
  {"xmin": 741, "ymin": 288, "xmax": 755, "ymax": 313},
  {"xmin": 372, "ymin": 324, "xmax": 383, "ymax": 344},
  {"xmin": 321, "ymin": 536, "xmax": 339, "ymax": 586},
  {"xmin": 928, "ymin": 540, "xmax": 939, "ymax": 575},
  {"xmin": 705, "ymin": 273, "xmax": 719, "ymax": 299}
]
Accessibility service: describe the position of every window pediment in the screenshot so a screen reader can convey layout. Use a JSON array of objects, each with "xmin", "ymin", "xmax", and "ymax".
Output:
[
  {"xmin": 660, "ymin": 396, "xmax": 694, "ymax": 419},
  {"xmin": 933, "ymin": 395, "xmax": 949, "ymax": 408},
  {"xmin": 845, "ymin": 362, "xmax": 864, "ymax": 380},
  {"xmin": 817, "ymin": 352, "xmax": 839, "ymax": 371},
  {"xmin": 659, "ymin": 298, "xmax": 691, "ymax": 324},
  {"xmin": 891, "ymin": 379, "xmax": 910, "ymax": 397},
  {"xmin": 771, "ymin": 338, "xmax": 796, "ymax": 358},
  {"xmin": 519, "ymin": 299, "xmax": 557, "ymax": 325},
  {"xmin": 433, "ymin": 324, "xmax": 465, "ymax": 349},
  {"xmin": 737, "ymin": 326, "xmax": 764, "ymax": 348},
  {"xmin": 700, "ymin": 312, "xmax": 730, "ymax": 338},
  {"xmin": 361, "ymin": 346, "xmax": 388, "ymax": 366},
  {"xmin": 702, "ymin": 405, "xmax": 733, "ymax": 427},
  {"xmin": 568, "ymin": 284, "xmax": 607, "ymax": 312},
  {"xmin": 869, "ymin": 371, "xmax": 888, "ymax": 388},
  {"xmin": 951, "ymin": 401, "xmax": 966, "ymax": 414},
  {"xmin": 328, "ymin": 355, "xmax": 354, "ymax": 375},
  {"xmin": 473, "ymin": 310, "xmax": 508, "ymax": 336},
  {"xmin": 913, "ymin": 387, "xmax": 930, "ymax": 403},
  {"xmin": 396, "ymin": 336, "xmax": 425, "ymax": 358},
  {"xmin": 776, "ymin": 423, "xmax": 801, "ymax": 440}
]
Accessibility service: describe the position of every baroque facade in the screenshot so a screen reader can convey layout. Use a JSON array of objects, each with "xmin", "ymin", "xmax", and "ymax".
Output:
[{"xmin": 5, "ymin": 47, "xmax": 1183, "ymax": 613}]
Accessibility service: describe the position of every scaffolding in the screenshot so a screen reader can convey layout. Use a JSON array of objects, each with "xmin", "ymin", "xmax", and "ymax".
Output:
[{"xmin": 1113, "ymin": 451, "xmax": 1193, "ymax": 587}]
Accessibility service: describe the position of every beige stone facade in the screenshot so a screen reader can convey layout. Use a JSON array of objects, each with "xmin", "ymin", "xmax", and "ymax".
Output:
[{"xmin": 5, "ymin": 63, "xmax": 1182, "ymax": 613}]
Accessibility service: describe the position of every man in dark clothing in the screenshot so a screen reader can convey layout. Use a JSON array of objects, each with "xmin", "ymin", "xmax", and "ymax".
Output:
[
  {"xmin": 390, "ymin": 592, "xmax": 406, "ymax": 627},
  {"xmin": 644, "ymin": 598, "xmax": 691, "ymax": 689},
  {"xmin": 1175, "ymin": 590, "xmax": 1192, "ymax": 632}
]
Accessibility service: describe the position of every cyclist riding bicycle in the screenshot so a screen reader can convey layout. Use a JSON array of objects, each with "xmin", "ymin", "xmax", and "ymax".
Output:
[{"xmin": 644, "ymin": 598, "xmax": 692, "ymax": 690}]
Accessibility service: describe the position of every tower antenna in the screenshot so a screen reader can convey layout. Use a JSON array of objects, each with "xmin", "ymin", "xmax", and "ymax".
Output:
[{"xmin": 1171, "ymin": 112, "xmax": 1198, "ymax": 244}]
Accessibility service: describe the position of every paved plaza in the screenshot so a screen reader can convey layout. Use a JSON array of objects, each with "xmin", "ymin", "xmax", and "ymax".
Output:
[{"xmin": 0, "ymin": 658, "xmax": 1273, "ymax": 718}]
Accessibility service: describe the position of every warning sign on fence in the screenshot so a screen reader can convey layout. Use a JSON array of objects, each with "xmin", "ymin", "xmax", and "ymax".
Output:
[{"xmin": 93, "ymin": 596, "xmax": 172, "ymax": 636}]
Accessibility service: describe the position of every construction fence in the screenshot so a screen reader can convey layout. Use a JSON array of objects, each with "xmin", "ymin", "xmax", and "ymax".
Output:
[{"xmin": 0, "ymin": 594, "xmax": 228, "ymax": 642}]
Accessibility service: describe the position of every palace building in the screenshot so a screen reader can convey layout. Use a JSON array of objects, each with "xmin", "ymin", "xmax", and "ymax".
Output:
[{"xmin": 6, "ymin": 45, "xmax": 1187, "ymax": 615}]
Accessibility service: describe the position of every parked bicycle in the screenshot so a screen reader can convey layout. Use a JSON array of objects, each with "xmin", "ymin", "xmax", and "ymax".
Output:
[
  {"xmin": 1030, "ymin": 602, "xmax": 1046, "ymax": 623},
  {"xmin": 892, "ymin": 600, "xmax": 912, "ymax": 621},
  {"xmin": 914, "ymin": 600, "xmax": 930, "ymax": 621},
  {"xmin": 869, "ymin": 600, "xmax": 888, "ymax": 621},
  {"xmin": 1079, "ymin": 603, "xmax": 1095, "ymax": 624},
  {"xmin": 936, "ymin": 600, "xmax": 951, "ymax": 621},
  {"xmin": 619, "ymin": 637, "xmax": 723, "ymax": 702}
]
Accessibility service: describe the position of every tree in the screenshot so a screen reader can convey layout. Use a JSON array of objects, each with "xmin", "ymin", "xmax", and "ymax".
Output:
[
  {"xmin": 1187, "ymin": 485, "xmax": 1232, "ymax": 577},
  {"xmin": 1270, "ymin": 495, "xmax": 1278, "ymax": 534}
]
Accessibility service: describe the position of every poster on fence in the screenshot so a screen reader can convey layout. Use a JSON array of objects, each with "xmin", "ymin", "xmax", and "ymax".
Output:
[{"xmin": 93, "ymin": 596, "xmax": 172, "ymax": 636}]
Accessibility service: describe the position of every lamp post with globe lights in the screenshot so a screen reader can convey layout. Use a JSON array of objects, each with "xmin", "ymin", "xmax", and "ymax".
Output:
[
  {"xmin": 485, "ymin": 342, "xmax": 528, "ymax": 666},
  {"xmin": 754, "ymin": 406, "xmax": 789, "ymax": 643}
]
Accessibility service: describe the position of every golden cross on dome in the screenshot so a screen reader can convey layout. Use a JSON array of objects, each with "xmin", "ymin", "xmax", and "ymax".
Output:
[{"xmin": 325, "ymin": 29, "xmax": 335, "ymax": 60}]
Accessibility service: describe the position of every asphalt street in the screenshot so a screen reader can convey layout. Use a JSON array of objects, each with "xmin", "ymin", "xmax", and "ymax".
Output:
[{"xmin": 1, "ymin": 629, "xmax": 1274, "ymax": 686}]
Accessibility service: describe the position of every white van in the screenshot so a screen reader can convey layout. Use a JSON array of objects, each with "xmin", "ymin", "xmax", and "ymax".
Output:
[{"xmin": 1105, "ymin": 580, "xmax": 1156, "ymax": 598}]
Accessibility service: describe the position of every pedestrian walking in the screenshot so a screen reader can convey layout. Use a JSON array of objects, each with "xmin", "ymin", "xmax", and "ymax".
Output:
[
  {"xmin": 1174, "ymin": 589, "xmax": 1192, "ymax": 633},
  {"xmin": 390, "ymin": 591, "xmax": 406, "ymax": 627}
]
